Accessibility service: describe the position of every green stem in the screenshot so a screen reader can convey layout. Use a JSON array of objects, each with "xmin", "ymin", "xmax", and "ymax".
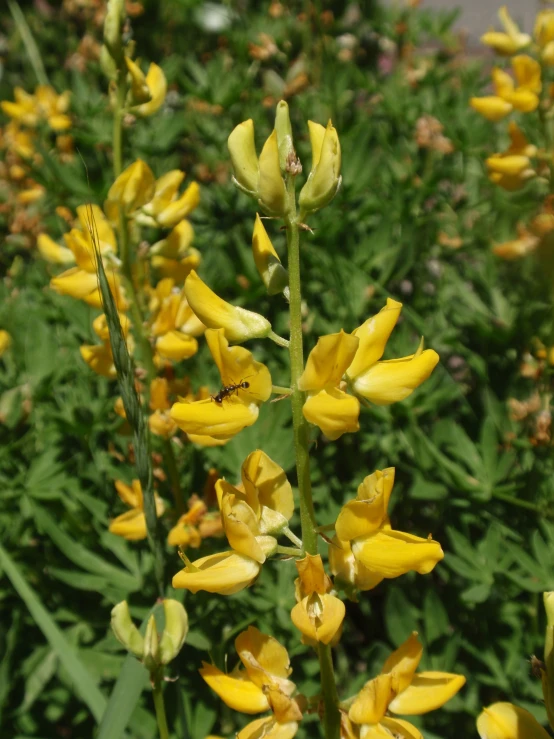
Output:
[
  {"xmin": 284, "ymin": 171, "xmax": 339, "ymax": 739},
  {"xmin": 164, "ymin": 440, "xmax": 185, "ymax": 516},
  {"xmin": 272, "ymin": 385, "xmax": 292, "ymax": 396},
  {"xmin": 318, "ymin": 644, "xmax": 341, "ymax": 738},
  {"xmin": 7, "ymin": 0, "xmax": 49, "ymax": 87},
  {"xmin": 491, "ymin": 490, "xmax": 541, "ymax": 512},
  {"xmin": 152, "ymin": 679, "xmax": 170, "ymax": 739},
  {"xmin": 112, "ymin": 68, "xmax": 127, "ymax": 179},
  {"xmin": 275, "ymin": 545, "xmax": 304, "ymax": 557},
  {"xmin": 283, "ymin": 526, "xmax": 303, "ymax": 549},
  {"xmin": 285, "ymin": 181, "xmax": 318, "ymax": 558}
]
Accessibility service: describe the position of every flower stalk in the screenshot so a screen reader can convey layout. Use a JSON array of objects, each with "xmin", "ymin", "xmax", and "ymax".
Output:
[{"xmin": 152, "ymin": 676, "xmax": 170, "ymax": 739}]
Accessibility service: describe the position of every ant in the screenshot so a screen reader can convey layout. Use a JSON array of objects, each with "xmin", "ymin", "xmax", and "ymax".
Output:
[{"xmin": 211, "ymin": 378, "xmax": 252, "ymax": 404}]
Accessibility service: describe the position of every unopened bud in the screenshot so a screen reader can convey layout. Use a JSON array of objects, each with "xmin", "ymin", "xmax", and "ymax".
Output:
[
  {"xmin": 299, "ymin": 120, "xmax": 341, "ymax": 215},
  {"xmin": 103, "ymin": 0, "xmax": 125, "ymax": 65},
  {"xmin": 228, "ymin": 119, "xmax": 259, "ymax": 195},
  {"xmin": 143, "ymin": 614, "xmax": 160, "ymax": 672},
  {"xmin": 159, "ymin": 599, "xmax": 189, "ymax": 665},
  {"xmin": 258, "ymin": 130, "xmax": 286, "ymax": 217},
  {"xmin": 252, "ymin": 214, "xmax": 288, "ymax": 296},
  {"xmin": 111, "ymin": 601, "xmax": 144, "ymax": 658},
  {"xmin": 275, "ymin": 100, "xmax": 295, "ymax": 174}
]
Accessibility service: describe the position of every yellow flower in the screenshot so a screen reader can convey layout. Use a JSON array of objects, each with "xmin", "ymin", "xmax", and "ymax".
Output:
[
  {"xmin": 150, "ymin": 220, "xmax": 200, "ymax": 281},
  {"xmin": 170, "ymin": 329, "xmax": 271, "ymax": 441},
  {"xmin": 290, "ymin": 554, "xmax": 345, "ymax": 646},
  {"xmin": 184, "ymin": 270, "xmax": 272, "ymax": 342},
  {"xmin": 252, "ymin": 214, "xmax": 288, "ymax": 295},
  {"xmin": 348, "ymin": 632, "xmax": 465, "ymax": 737},
  {"xmin": 1, "ymin": 121, "xmax": 35, "ymax": 158},
  {"xmin": 109, "ymin": 479, "xmax": 165, "ymax": 540},
  {"xmin": 298, "ymin": 119, "xmax": 341, "ymax": 215},
  {"xmin": 0, "ymin": 330, "xmax": 12, "ymax": 358},
  {"xmin": 167, "ymin": 498, "xmax": 223, "ymax": 547},
  {"xmin": 299, "ymin": 300, "xmax": 438, "ymax": 438},
  {"xmin": 1, "ymin": 85, "xmax": 71, "ymax": 131},
  {"xmin": 200, "ymin": 626, "xmax": 301, "ymax": 737},
  {"xmin": 335, "ymin": 468, "xmax": 444, "ymax": 584},
  {"xmin": 37, "ymin": 234, "xmax": 75, "ymax": 264},
  {"xmin": 125, "ymin": 59, "xmax": 167, "ymax": 116},
  {"xmin": 480, "ymin": 6, "xmax": 531, "ymax": 55},
  {"xmin": 106, "ymin": 159, "xmax": 156, "ymax": 215},
  {"xmin": 471, "ymin": 56, "xmax": 541, "ymax": 121},
  {"xmin": 329, "ymin": 535, "xmax": 384, "ymax": 595},
  {"xmin": 149, "ymin": 278, "xmax": 202, "ymax": 363},
  {"xmin": 477, "ymin": 702, "xmax": 550, "ymax": 739},
  {"xmin": 228, "ymin": 119, "xmax": 286, "ymax": 216},
  {"xmin": 486, "ymin": 121, "xmax": 536, "ymax": 190},
  {"xmin": 216, "ymin": 450, "xmax": 294, "ymax": 562},
  {"xmin": 536, "ymin": 11, "xmax": 554, "ymax": 65},
  {"xmin": 492, "ymin": 224, "xmax": 539, "ymax": 259},
  {"xmin": 139, "ymin": 170, "xmax": 200, "ymax": 228},
  {"xmin": 80, "ymin": 312, "xmax": 131, "ymax": 378},
  {"xmin": 173, "ymin": 550, "xmax": 261, "ymax": 593}
]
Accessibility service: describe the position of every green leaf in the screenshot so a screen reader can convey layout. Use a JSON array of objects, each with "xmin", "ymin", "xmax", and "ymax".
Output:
[
  {"xmin": 423, "ymin": 590, "xmax": 449, "ymax": 644},
  {"xmin": 0, "ymin": 542, "xmax": 107, "ymax": 722}
]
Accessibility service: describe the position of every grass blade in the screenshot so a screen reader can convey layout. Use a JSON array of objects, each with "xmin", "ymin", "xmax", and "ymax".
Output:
[{"xmin": 0, "ymin": 543, "xmax": 107, "ymax": 722}]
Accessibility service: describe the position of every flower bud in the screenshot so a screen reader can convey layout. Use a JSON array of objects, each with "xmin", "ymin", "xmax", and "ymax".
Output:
[
  {"xmin": 100, "ymin": 45, "xmax": 118, "ymax": 80},
  {"xmin": 252, "ymin": 214, "xmax": 288, "ymax": 295},
  {"xmin": 107, "ymin": 159, "xmax": 156, "ymax": 215},
  {"xmin": 258, "ymin": 130, "xmax": 286, "ymax": 216},
  {"xmin": 133, "ymin": 63, "xmax": 167, "ymax": 117},
  {"xmin": 111, "ymin": 601, "xmax": 144, "ymax": 658},
  {"xmin": 299, "ymin": 120, "xmax": 341, "ymax": 215},
  {"xmin": 275, "ymin": 100, "xmax": 295, "ymax": 174},
  {"xmin": 103, "ymin": 0, "xmax": 125, "ymax": 64},
  {"xmin": 143, "ymin": 614, "xmax": 160, "ymax": 672},
  {"xmin": 159, "ymin": 599, "xmax": 189, "ymax": 665},
  {"xmin": 125, "ymin": 57, "xmax": 152, "ymax": 104},
  {"xmin": 228, "ymin": 119, "xmax": 259, "ymax": 195},
  {"xmin": 184, "ymin": 270, "xmax": 272, "ymax": 343}
]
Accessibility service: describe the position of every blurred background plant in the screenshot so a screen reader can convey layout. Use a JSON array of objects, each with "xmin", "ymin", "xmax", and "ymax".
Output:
[{"xmin": 1, "ymin": 1, "xmax": 554, "ymax": 738}]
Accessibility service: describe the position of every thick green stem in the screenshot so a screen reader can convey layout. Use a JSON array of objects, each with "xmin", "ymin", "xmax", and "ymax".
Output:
[
  {"xmin": 285, "ymin": 182, "xmax": 318, "ymax": 557},
  {"xmin": 112, "ymin": 68, "xmax": 126, "ymax": 179},
  {"xmin": 152, "ymin": 679, "xmax": 170, "ymax": 739},
  {"xmin": 318, "ymin": 644, "xmax": 341, "ymax": 738}
]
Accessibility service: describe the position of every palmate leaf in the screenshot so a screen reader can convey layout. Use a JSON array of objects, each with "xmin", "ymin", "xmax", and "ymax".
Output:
[{"xmin": 0, "ymin": 542, "xmax": 107, "ymax": 722}]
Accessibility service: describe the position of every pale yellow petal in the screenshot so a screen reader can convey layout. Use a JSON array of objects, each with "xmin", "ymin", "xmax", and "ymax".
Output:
[
  {"xmin": 299, "ymin": 331, "xmax": 360, "ymax": 391},
  {"xmin": 470, "ymin": 97, "xmax": 513, "ymax": 122},
  {"xmin": 171, "ymin": 396, "xmax": 259, "ymax": 439},
  {"xmin": 389, "ymin": 671, "xmax": 466, "ymax": 715},
  {"xmin": 348, "ymin": 673, "xmax": 394, "ymax": 725},
  {"xmin": 381, "ymin": 632, "xmax": 422, "ymax": 694},
  {"xmin": 352, "ymin": 529, "xmax": 444, "ymax": 578},
  {"xmin": 477, "ymin": 702, "xmax": 551, "ymax": 739},
  {"xmin": 351, "ymin": 350, "xmax": 439, "ymax": 405},
  {"xmin": 173, "ymin": 550, "xmax": 261, "ymax": 594},
  {"xmin": 347, "ymin": 298, "xmax": 402, "ymax": 379},
  {"xmin": 156, "ymin": 331, "xmax": 198, "ymax": 361},
  {"xmin": 199, "ymin": 662, "xmax": 269, "ymax": 714},
  {"xmin": 37, "ymin": 234, "xmax": 75, "ymax": 264},
  {"xmin": 302, "ymin": 388, "xmax": 360, "ymax": 441},
  {"xmin": 228, "ymin": 119, "xmax": 259, "ymax": 194}
]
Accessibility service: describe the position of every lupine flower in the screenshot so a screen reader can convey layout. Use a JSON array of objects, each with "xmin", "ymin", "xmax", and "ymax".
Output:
[
  {"xmin": 290, "ymin": 554, "xmax": 345, "ymax": 646},
  {"xmin": 228, "ymin": 119, "xmax": 287, "ymax": 216},
  {"xmin": 139, "ymin": 170, "xmax": 200, "ymax": 228},
  {"xmin": 470, "ymin": 56, "xmax": 541, "ymax": 121},
  {"xmin": 477, "ymin": 702, "xmax": 550, "ymax": 739},
  {"xmin": 486, "ymin": 121, "xmax": 536, "ymax": 190},
  {"xmin": 480, "ymin": 6, "xmax": 531, "ymax": 55},
  {"xmin": 170, "ymin": 328, "xmax": 272, "ymax": 442},
  {"xmin": 536, "ymin": 11, "xmax": 554, "ymax": 65},
  {"xmin": 109, "ymin": 479, "xmax": 165, "ymax": 540},
  {"xmin": 167, "ymin": 497, "xmax": 223, "ymax": 547},
  {"xmin": 298, "ymin": 119, "xmax": 341, "ymax": 215},
  {"xmin": 200, "ymin": 626, "xmax": 301, "ymax": 738},
  {"xmin": 125, "ymin": 58, "xmax": 167, "ymax": 116},
  {"xmin": 345, "ymin": 632, "xmax": 465, "ymax": 738},
  {"xmin": 173, "ymin": 549, "xmax": 262, "ymax": 593},
  {"xmin": 80, "ymin": 312, "xmax": 132, "ymax": 378},
  {"xmin": 184, "ymin": 270, "xmax": 272, "ymax": 342},
  {"xmin": 1, "ymin": 85, "xmax": 71, "ymax": 131},
  {"xmin": 252, "ymin": 213, "xmax": 288, "ymax": 295},
  {"xmin": 300, "ymin": 299, "xmax": 439, "ymax": 439},
  {"xmin": 150, "ymin": 220, "xmax": 200, "ymax": 281},
  {"xmin": 334, "ymin": 468, "xmax": 444, "ymax": 587},
  {"xmin": 106, "ymin": 159, "xmax": 156, "ymax": 215}
]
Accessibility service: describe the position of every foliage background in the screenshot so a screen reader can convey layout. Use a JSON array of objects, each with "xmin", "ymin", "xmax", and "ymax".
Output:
[{"xmin": 1, "ymin": 1, "xmax": 553, "ymax": 737}]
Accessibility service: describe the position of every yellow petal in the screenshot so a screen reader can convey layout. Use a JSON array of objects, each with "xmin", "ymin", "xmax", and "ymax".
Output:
[
  {"xmin": 290, "ymin": 593, "xmax": 345, "ymax": 645},
  {"xmin": 491, "ymin": 68, "xmax": 515, "ymax": 98},
  {"xmin": 156, "ymin": 330, "xmax": 198, "ymax": 361},
  {"xmin": 76, "ymin": 204, "xmax": 117, "ymax": 252},
  {"xmin": 348, "ymin": 673, "xmax": 394, "ymax": 725},
  {"xmin": 199, "ymin": 662, "xmax": 269, "ymax": 713},
  {"xmin": 0, "ymin": 331, "xmax": 12, "ymax": 357},
  {"xmin": 508, "ymin": 90, "xmax": 540, "ymax": 113},
  {"xmin": 134, "ymin": 63, "xmax": 167, "ymax": 117},
  {"xmin": 146, "ymin": 171, "xmax": 185, "ymax": 215},
  {"xmin": 172, "ymin": 550, "xmax": 261, "ymax": 594},
  {"xmin": 335, "ymin": 468, "xmax": 395, "ymax": 541},
  {"xmin": 171, "ymin": 396, "xmax": 259, "ymax": 439},
  {"xmin": 37, "ymin": 234, "xmax": 75, "ymax": 264},
  {"xmin": 380, "ymin": 718, "xmax": 423, "ymax": 739},
  {"xmin": 187, "ymin": 432, "xmax": 230, "ymax": 447},
  {"xmin": 48, "ymin": 113, "xmax": 72, "ymax": 131},
  {"xmin": 80, "ymin": 343, "xmax": 115, "ymax": 378},
  {"xmin": 107, "ymin": 159, "xmax": 156, "ymax": 215},
  {"xmin": 389, "ymin": 671, "xmax": 465, "ymax": 715},
  {"xmin": 228, "ymin": 119, "xmax": 259, "ymax": 194},
  {"xmin": 252, "ymin": 213, "xmax": 288, "ymax": 295},
  {"xmin": 506, "ymin": 121, "xmax": 537, "ymax": 157},
  {"xmin": 156, "ymin": 182, "xmax": 200, "ymax": 228},
  {"xmin": 328, "ymin": 536, "xmax": 384, "ymax": 592},
  {"xmin": 50, "ymin": 267, "xmax": 99, "ymax": 301},
  {"xmin": 352, "ymin": 529, "xmax": 444, "ymax": 578},
  {"xmin": 381, "ymin": 632, "xmax": 422, "ymax": 694},
  {"xmin": 109, "ymin": 508, "xmax": 148, "ymax": 540},
  {"xmin": 535, "ymin": 11, "xmax": 554, "ymax": 48},
  {"xmin": 477, "ymin": 702, "xmax": 551, "ymax": 739},
  {"xmin": 206, "ymin": 328, "xmax": 272, "ymax": 404},
  {"xmin": 235, "ymin": 625, "xmax": 292, "ymax": 683},
  {"xmin": 115, "ymin": 479, "xmax": 141, "ymax": 508},
  {"xmin": 258, "ymin": 130, "xmax": 286, "ymax": 216},
  {"xmin": 221, "ymin": 494, "xmax": 266, "ymax": 563},
  {"xmin": 302, "ymin": 388, "xmax": 360, "ymax": 441},
  {"xmin": 470, "ymin": 97, "xmax": 513, "ymax": 122},
  {"xmin": 241, "ymin": 449, "xmax": 294, "ymax": 522},
  {"xmin": 347, "ymin": 298, "xmax": 402, "ymax": 379},
  {"xmin": 152, "ymin": 218, "xmax": 194, "ymax": 258},
  {"xmin": 351, "ymin": 349, "xmax": 439, "ymax": 405},
  {"xmin": 184, "ymin": 271, "xmax": 271, "ymax": 342},
  {"xmin": 299, "ymin": 331, "xmax": 360, "ymax": 391},
  {"xmin": 238, "ymin": 717, "xmax": 298, "ymax": 739},
  {"xmin": 512, "ymin": 55, "xmax": 541, "ymax": 93},
  {"xmin": 299, "ymin": 119, "xmax": 341, "ymax": 213},
  {"xmin": 486, "ymin": 155, "xmax": 531, "ymax": 175}
]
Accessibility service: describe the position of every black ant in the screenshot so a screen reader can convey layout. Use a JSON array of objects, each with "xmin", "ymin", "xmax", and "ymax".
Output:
[{"xmin": 211, "ymin": 379, "xmax": 252, "ymax": 404}]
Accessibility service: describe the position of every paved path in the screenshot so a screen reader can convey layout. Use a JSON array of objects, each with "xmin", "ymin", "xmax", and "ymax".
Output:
[{"xmin": 385, "ymin": 0, "xmax": 538, "ymax": 41}]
